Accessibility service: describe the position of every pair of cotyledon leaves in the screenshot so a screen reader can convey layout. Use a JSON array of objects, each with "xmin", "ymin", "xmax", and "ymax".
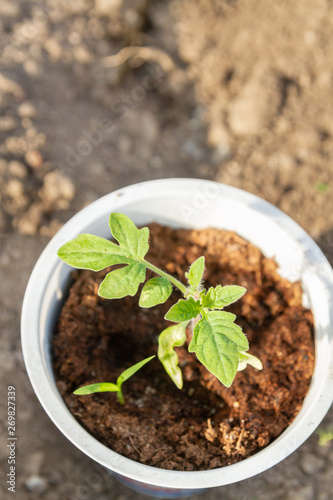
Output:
[
  {"xmin": 73, "ymin": 355, "xmax": 155, "ymax": 404},
  {"xmin": 58, "ymin": 213, "xmax": 261, "ymax": 389}
]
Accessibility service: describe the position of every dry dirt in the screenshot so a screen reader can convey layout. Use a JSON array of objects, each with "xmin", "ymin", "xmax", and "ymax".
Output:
[{"xmin": 0, "ymin": 1, "xmax": 333, "ymax": 499}]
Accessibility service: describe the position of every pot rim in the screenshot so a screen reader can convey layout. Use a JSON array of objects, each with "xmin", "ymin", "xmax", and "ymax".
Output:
[{"xmin": 21, "ymin": 178, "xmax": 333, "ymax": 489}]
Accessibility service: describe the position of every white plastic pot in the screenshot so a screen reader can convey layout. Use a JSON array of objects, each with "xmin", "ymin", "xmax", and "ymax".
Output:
[{"xmin": 21, "ymin": 179, "xmax": 333, "ymax": 497}]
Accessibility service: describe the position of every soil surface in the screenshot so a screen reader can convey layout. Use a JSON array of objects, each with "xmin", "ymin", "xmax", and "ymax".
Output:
[{"xmin": 53, "ymin": 224, "xmax": 314, "ymax": 470}]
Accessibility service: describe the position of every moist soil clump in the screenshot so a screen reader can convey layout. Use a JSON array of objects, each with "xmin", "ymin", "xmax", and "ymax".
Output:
[{"xmin": 53, "ymin": 223, "xmax": 315, "ymax": 471}]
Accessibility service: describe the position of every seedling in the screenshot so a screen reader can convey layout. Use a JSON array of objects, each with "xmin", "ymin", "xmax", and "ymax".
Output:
[
  {"xmin": 315, "ymin": 181, "xmax": 330, "ymax": 193},
  {"xmin": 316, "ymin": 426, "xmax": 333, "ymax": 446},
  {"xmin": 58, "ymin": 212, "xmax": 262, "ymax": 396},
  {"xmin": 73, "ymin": 355, "xmax": 155, "ymax": 404}
]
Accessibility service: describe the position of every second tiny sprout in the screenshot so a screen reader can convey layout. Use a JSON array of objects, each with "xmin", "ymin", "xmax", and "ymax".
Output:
[
  {"xmin": 58, "ymin": 213, "xmax": 262, "ymax": 404},
  {"xmin": 73, "ymin": 356, "xmax": 155, "ymax": 405}
]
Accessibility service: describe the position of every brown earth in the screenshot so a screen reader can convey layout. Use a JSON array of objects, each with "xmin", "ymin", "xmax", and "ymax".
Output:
[
  {"xmin": 171, "ymin": 0, "xmax": 333, "ymax": 240},
  {"xmin": 53, "ymin": 223, "xmax": 314, "ymax": 471}
]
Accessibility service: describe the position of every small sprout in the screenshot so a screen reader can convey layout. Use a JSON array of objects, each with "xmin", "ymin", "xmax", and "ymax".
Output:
[
  {"xmin": 315, "ymin": 182, "xmax": 330, "ymax": 193},
  {"xmin": 316, "ymin": 426, "xmax": 333, "ymax": 446},
  {"xmin": 73, "ymin": 355, "xmax": 155, "ymax": 404},
  {"xmin": 58, "ymin": 213, "xmax": 262, "ymax": 394}
]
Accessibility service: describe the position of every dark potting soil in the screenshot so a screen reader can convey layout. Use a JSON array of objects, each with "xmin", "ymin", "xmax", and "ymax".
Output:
[{"xmin": 52, "ymin": 224, "xmax": 315, "ymax": 471}]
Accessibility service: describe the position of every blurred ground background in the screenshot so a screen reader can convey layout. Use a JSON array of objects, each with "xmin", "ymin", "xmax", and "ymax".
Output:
[{"xmin": 1, "ymin": 0, "xmax": 333, "ymax": 499}]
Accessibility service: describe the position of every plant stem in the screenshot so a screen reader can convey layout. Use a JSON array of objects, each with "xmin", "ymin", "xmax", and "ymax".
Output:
[
  {"xmin": 190, "ymin": 313, "xmax": 202, "ymax": 331},
  {"xmin": 143, "ymin": 260, "xmax": 187, "ymax": 295},
  {"xmin": 117, "ymin": 389, "xmax": 125, "ymax": 405}
]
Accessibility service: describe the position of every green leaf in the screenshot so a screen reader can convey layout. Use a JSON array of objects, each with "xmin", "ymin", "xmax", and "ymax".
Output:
[
  {"xmin": 98, "ymin": 261, "xmax": 146, "ymax": 299},
  {"xmin": 188, "ymin": 311, "xmax": 249, "ymax": 387},
  {"xmin": 165, "ymin": 297, "xmax": 202, "ymax": 322},
  {"xmin": 158, "ymin": 322, "xmax": 188, "ymax": 389},
  {"xmin": 109, "ymin": 213, "xmax": 149, "ymax": 259},
  {"xmin": 117, "ymin": 355, "xmax": 155, "ymax": 386},
  {"xmin": 202, "ymin": 285, "xmax": 246, "ymax": 309},
  {"xmin": 238, "ymin": 351, "xmax": 263, "ymax": 371},
  {"xmin": 57, "ymin": 234, "xmax": 131, "ymax": 271},
  {"xmin": 185, "ymin": 256, "xmax": 205, "ymax": 291},
  {"xmin": 74, "ymin": 382, "xmax": 119, "ymax": 395},
  {"xmin": 201, "ymin": 288, "xmax": 215, "ymax": 309},
  {"xmin": 139, "ymin": 277, "xmax": 173, "ymax": 308}
]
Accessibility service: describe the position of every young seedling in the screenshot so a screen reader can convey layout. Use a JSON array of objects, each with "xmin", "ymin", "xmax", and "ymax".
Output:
[
  {"xmin": 315, "ymin": 181, "xmax": 330, "ymax": 193},
  {"xmin": 316, "ymin": 426, "xmax": 333, "ymax": 446},
  {"xmin": 73, "ymin": 355, "xmax": 155, "ymax": 404},
  {"xmin": 58, "ymin": 212, "xmax": 262, "ymax": 393}
]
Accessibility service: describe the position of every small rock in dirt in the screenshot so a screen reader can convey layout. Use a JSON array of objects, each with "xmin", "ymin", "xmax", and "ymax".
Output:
[
  {"xmin": 21, "ymin": 117, "xmax": 33, "ymax": 130},
  {"xmin": 64, "ymin": 0, "xmax": 88, "ymax": 14},
  {"xmin": 287, "ymin": 485, "xmax": 314, "ymax": 500},
  {"xmin": 23, "ymin": 59, "xmax": 41, "ymax": 77},
  {"xmin": 209, "ymin": 125, "xmax": 232, "ymax": 163},
  {"xmin": 25, "ymin": 149, "xmax": 43, "ymax": 169},
  {"xmin": 123, "ymin": 7, "xmax": 140, "ymax": 26},
  {"xmin": 301, "ymin": 453, "xmax": 325, "ymax": 475},
  {"xmin": 68, "ymin": 31, "xmax": 82, "ymax": 46},
  {"xmin": 8, "ymin": 160, "xmax": 28, "ymax": 178},
  {"xmin": 167, "ymin": 69, "xmax": 189, "ymax": 95},
  {"xmin": 5, "ymin": 179, "xmax": 25, "ymax": 199},
  {"xmin": 25, "ymin": 474, "xmax": 48, "ymax": 493},
  {"xmin": 45, "ymin": 39, "xmax": 62, "ymax": 61},
  {"xmin": 0, "ymin": 73, "xmax": 23, "ymax": 98},
  {"xmin": 95, "ymin": 0, "xmax": 122, "ymax": 16},
  {"xmin": 16, "ymin": 203, "xmax": 43, "ymax": 235},
  {"xmin": 18, "ymin": 101, "xmax": 37, "ymax": 118},
  {"xmin": 207, "ymin": 122, "xmax": 229, "ymax": 150},
  {"xmin": 40, "ymin": 219, "xmax": 63, "ymax": 237},
  {"xmin": 0, "ymin": 0, "xmax": 20, "ymax": 17},
  {"xmin": 74, "ymin": 45, "xmax": 93, "ymax": 64},
  {"xmin": 39, "ymin": 171, "xmax": 75, "ymax": 210},
  {"xmin": 267, "ymin": 152, "xmax": 294, "ymax": 172},
  {"xmin": 0, "ymin": 116, "xmax": 17, "ymax": 132}
]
